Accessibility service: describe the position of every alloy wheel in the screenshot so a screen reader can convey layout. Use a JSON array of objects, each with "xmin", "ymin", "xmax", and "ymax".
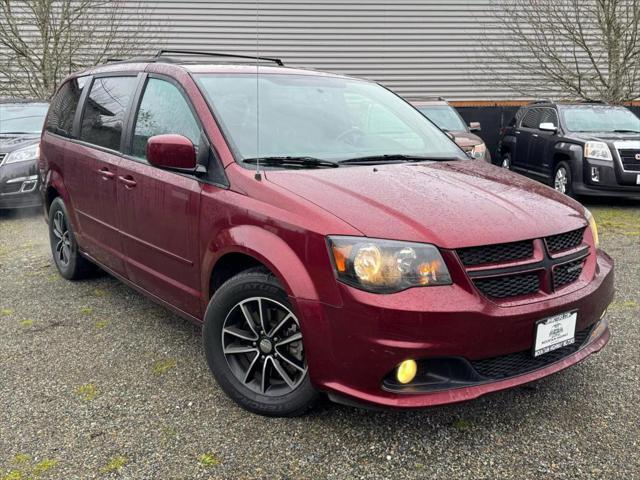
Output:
[
  {"xmin": 555, "ymin": 167, "xmax": 568, "ymax": 194},
  {"xmin": 221, "ymin": 297, "xmax": 307, "ymax": 396},
  {"xmin": 52, "ymin": 210, "xmax": 72, "ymax": 267}
]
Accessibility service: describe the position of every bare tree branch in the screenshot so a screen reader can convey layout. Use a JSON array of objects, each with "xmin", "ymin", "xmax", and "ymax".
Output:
[
  {"xmin": 480, "ymin": 0, "xmax": 640, "ymax": 103},
  {"xmin": 0, "ymin": 0, "xmax": 162, "ymax": 99}
]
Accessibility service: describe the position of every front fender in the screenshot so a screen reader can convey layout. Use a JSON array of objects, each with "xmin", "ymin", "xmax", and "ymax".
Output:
[{"xmin": 201, "ymin": 225, "xmax": 340, "ymax": 309}]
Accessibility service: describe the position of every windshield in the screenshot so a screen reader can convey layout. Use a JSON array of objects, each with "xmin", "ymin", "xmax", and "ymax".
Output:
[
  {"xmin": 561, "ymin": 106, "xmax": 640, "ymax": 133},
  {"xmin": 0, "ymin": 103, "xmax": 49, "ymax": 135},
  {"xmin": 195, "ymin": 73, "xmax": 464, "ymax": 163},
  {"xmin": 417, "ymin": 105, "xmax": 467, "ymax": 131}
]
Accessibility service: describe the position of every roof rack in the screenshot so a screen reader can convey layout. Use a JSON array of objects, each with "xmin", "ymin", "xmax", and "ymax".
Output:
[{"xmin": 154, "ymin": 49, "xmax": 284, "ymax": 66}]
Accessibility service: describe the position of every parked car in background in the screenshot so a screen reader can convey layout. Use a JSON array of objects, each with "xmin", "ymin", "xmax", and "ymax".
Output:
[
  {"xmin": 498, "ymin": 101, "xmax": 640, "ymax": 198},
  {"xmin": 411, "ymin": 97, "xmax": 491, "ymax": 162},
  {"xmin": 40, "ymin": 52, "xmax": 612, "ymax": 416},
  {"xmin": 0, "ymin": 99, "xmax": 48, "ymax": 209}
]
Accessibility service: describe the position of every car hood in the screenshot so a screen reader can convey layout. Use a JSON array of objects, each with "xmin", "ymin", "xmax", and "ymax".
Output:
[
  {"xmin": 0, "ymin": 134, "xmax": 39, "ymax": 155},
  {"xmin": 267, "ymin": 161, "xmax": 587, "ymax": 249},
  {"xmin": 449, "ymin": 131, "xmax": 483, "ymax": 149}
]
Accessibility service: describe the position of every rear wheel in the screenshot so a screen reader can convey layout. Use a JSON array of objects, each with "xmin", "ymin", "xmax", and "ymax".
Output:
[
  {"xmin": 553, "ymin": 162, "xmax": 573, "ymax": 196},
  {"xmin": 48, "ymin": 197, "xmax": 95, "ymax": 280},
  {"xmin": 203, "ymin": 268, "xmax": 318, "ymax": 416}
]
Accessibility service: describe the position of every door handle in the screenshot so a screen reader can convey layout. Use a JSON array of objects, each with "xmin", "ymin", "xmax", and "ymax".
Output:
[
  {"xmin": 515, "ymin": 131, "xmax": 521, "ymax": 135},
  {"xmin": 532, "ymin": 133, "xmax": 539, "ymax": 138},
  {"xmin": 97, "ymin": 167, "xmax": 115, "ymax": 180},
  {"xmin": 118, "ymin": 175, "xmax": 137, "ymax": 189}
]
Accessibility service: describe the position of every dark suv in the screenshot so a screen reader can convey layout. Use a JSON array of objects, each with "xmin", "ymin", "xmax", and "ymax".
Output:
[
  {"xmin": 498, "ymin": 101, "xmax": 640, "ymax": 198},
  {"xmin": 39, "ymin": 52, "xmax": 613, "ymax": 416},
  {"xmin": 0, "ymin": 99, "xmax": 49, "ymax": 209}
]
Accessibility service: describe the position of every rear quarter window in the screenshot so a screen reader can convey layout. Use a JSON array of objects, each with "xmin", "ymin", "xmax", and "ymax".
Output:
[{"xmin": 45, "ymin": 77, "xmax": 88, "ymax": 137}]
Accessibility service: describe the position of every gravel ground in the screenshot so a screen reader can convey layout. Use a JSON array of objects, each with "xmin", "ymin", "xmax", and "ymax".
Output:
[{"xmin": 0, "ymin": 200, "xmax": 638, "ymax": 480}]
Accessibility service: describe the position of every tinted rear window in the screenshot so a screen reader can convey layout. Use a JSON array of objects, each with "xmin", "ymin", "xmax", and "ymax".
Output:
[
  {"xmin": 45, "ymin": 77, "xmax": 88, "ymax": 137},
  {"xmin": 80, "ymin": 76, "xmax": 137, "ymax": 151}
]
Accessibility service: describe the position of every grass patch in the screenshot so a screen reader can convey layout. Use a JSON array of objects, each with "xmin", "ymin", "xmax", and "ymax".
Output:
[
  {"xmin": 1, "ymin": 471, "xmax": 23, "ymax": 480},
  {"xmin": 76, "ymin": 384, "xmax": 99, "ymax": 401},
  {"xmin": 199, "ymin": 453, "xmax": 221, "ymax": 467},
  {"xmin": 1, "ymin": 308, "xmax": 14, "ymax": 317},
  {"xmin": 80, "ymin": 307, "xmax": 93, "ymax": 316},
  {"xmin": 32, "ymin": 459, "xmax": 58, "ymax": 476},
  {"xmin": 92, "ymin": 288, "xmax": 107, "ymax": 297},
  {"xmin": 94, "ymin": 320, "xmax": 109, "ymax": 329},
  {"xmin": 452, "ymin": 418, "xmax": 472, "ymax": 431},
  {"xmin": 19, "ymin": 319, "xmax": 34, "ymax": 328},
  {"xmin": 592, "ymin": 208, "xmax": 640, "ymax": 237},
  {"xmin": 100, "ymin": 456, "xmax": 127, "ymax": 474},
  {"xmin": 13, "ymin": 454, "xmax": 29, "ymax": 465},
  {"xmin": 152, "ymin": 359, "xmax": 177, "ymax": 375}
]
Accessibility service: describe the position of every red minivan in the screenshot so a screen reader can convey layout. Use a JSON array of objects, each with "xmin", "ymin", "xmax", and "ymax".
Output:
[{"xmin": 39, "ymin": 51, "xmax": 613, "ymax": 416}]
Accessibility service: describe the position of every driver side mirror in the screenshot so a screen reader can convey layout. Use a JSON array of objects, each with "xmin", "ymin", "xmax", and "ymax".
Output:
[
  {"xmin": 539, "ymin": 122, "xmax": 558, "ymax": 133},
  {"xmin": 469, "ymin": 122, "xmax": 481, "ymax": 132},
  {"xmin": 147, "ymin": 134, "xmax": 198, "ymax": 172}
]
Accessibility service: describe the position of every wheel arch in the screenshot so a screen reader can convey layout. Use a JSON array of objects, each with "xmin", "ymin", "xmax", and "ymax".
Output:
[{"xmin": 202, "ymin": 225, "xmax": 322, "ymax": 308}]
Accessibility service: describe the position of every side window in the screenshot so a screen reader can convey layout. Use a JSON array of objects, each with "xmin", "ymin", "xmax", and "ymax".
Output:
[
  {"xmin": 132, "ymin": 78, "xmax": 201, "ymax": 159},
  {"xmin": 539, "ymin": 108, "xmax": 558, "ymax": 127},
  {"xmin": 45, "ymin": 77, "xmax": 88, "ymax": 137},
  {"xmin": 521, "ymin": 109, "xmax": 541, "ymax": 129},
  {"xmin": 80, "ymin": 76, "xmax": 137, "ymax": 151}
]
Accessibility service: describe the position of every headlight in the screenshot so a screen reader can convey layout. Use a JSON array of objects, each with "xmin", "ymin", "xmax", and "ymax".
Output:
[
  {"xmin": 584, "ymin": 208, "xmax": 600, "ymax": 249},
  {"xmin": 2, "ymin": 144, "xmax": 39, "ymax": 165},
  {"xmin": 327, "ymin": 236, "xmax": 452, "ymax": 293},
  {"xmin": 584, "ymin": 141, "xmax": 612, "ymax": 161},
  {"xmin": 471, "ymin": 143, "xmax": 486, "ymax": 159}
]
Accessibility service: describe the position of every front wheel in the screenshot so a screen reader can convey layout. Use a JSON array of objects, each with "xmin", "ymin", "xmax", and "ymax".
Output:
[
  {"xmin": 553, "ymin": 162, "xmax": 573, "ymax": 197},
  {"xmin": 203, "ymin": 268, "xmax": 318, "ymax": 416}
]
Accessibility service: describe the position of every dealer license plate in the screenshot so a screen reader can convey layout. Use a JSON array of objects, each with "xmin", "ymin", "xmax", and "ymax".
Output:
[{"xmin": 533, "ymin": 311, "xmax": 577, "ymax": 357}]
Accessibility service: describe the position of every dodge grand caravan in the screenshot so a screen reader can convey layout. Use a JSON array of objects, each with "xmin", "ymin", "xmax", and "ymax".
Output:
[{"xmin": 39, "ymin": 51, "xmax": 613, "ymax": 416}]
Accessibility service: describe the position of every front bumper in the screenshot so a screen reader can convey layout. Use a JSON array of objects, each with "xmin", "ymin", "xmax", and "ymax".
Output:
[
  {"xmin": 297, "ymin": 250, "xmax": 614, "ymax": 409},
  {"xmin": 0, "ymin": 160, "xmax": 41, "ymax": 209},
  {"xmin": 573, "ymin": 157, "xmax": 640, "ymax": 199}
]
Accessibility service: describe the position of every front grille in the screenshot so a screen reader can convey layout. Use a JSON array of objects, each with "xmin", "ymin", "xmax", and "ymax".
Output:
[
  {"xmin": 553, "ymin": 259, "xmax": 585, "ymax": 289},
  {"xmin": 545, "ymin": 227, "xmax": 585, "ymax": 254},
  {"xmin": 619, "ymin": 148, "xmax": 640, "ymax": 171},
  {"xmin": 457, "ymin": 240, "xmax": 533, "ymax": 266},
  {"xmin": 474, "ymin": 272, "xmax": 540, "ymax": 299},
  {"xmin": 471, "ymin": 327, "xmax": 591, "ymax": 379},
  {"xmin": 0, "ymin": 182, "xmax": 22, "ymax": 194}
]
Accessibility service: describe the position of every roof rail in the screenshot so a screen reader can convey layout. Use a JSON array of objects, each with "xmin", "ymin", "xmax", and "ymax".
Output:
[{"xmin": 154, "ymin": 49, "xmax": 284, "ymax": 66}]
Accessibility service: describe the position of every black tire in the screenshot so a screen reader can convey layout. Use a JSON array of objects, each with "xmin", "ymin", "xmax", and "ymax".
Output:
[
  {"xmin": 500, "ymin": 152, "xmax": 511, "ymax": 169},
  {"xmin": 203, "ymin": 268, "xmax": 319, "ymax": 417},
  {"xmin": 553, "ymin": 161, "xmax": 574, "ymax": 197},
  {"xmin": 48, "ymin": 197, "xmax": 95, "ymax": 280}
]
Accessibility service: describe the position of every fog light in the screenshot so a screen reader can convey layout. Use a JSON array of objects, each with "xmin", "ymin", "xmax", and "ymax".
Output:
[
  {"xmin": 591, "ymin": 167, "xmax": 600, "ymax": 182},
  {"xmin": 396, "ymin": 359, "xmax": 417, "ymax": 384}
]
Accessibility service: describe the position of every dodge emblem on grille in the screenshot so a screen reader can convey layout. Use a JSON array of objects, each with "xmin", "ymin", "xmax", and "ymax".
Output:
[{"xmin": 635, "ymin": 153, "xmax": 640, "ymax": 161}]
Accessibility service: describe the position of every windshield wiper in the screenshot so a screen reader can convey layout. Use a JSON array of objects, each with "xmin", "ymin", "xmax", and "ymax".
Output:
[
  {"xmin": 242, "ymin": 156, "xmax": 339, "ymax": 168},
  {"xmin": 612, "ymin": 129, "xmax": 640, "ymax": 134},
  {"xmin": 339, "ymin": 154, "xmax": 459, "ymax": 165}
]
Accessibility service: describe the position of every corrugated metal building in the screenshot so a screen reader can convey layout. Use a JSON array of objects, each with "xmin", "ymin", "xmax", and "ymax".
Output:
[
  {"xmin": 0, "ymin": 0, "xmax": 522, "ymax": 103},
  {"xmin": 135, "ymin": 0, "xmax": 503, "ymax": 102}
]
